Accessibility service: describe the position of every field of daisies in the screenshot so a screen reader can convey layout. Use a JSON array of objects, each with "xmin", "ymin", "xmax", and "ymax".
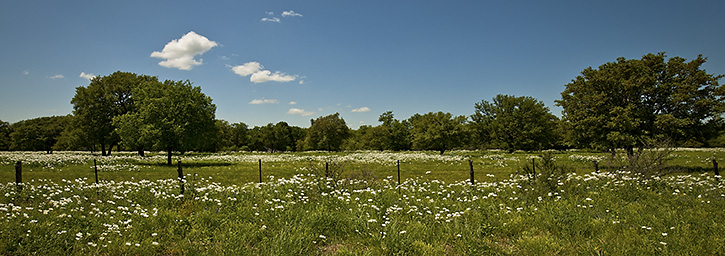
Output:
[{"xmin": 1, "ymin": 150, "xmax": 724, "ymax": 255}]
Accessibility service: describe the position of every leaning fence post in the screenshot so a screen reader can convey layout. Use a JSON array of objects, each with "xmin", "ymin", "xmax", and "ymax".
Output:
[
  {"xmin": 177, "ymin": 160, "xmax": 184, "ymax": 195},
  {"xmin": 15, "ymin": 161, "xmax": 22, "ymax": 192},
  {"xmin": 713, "ymin": 159, "xmax": 720, "ymax": 181},
  {"xmin": 94, "ymin": 159, "xmax": 99, "ymax": 184},
  {"xmin": 469, "ymin": 159, "xmax": 474, "ymax": 185}
]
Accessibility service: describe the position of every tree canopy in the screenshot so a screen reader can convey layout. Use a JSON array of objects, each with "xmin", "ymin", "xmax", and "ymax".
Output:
[
  {"xmin": 71, "ymin": 71, "xmax": 158, "ymax": 155},
  {"xmin": 304, "ymin": 113, "xmax": 350, "ymax": 151},
  {"xmin": 408, "ymin": 111, "xmax": 467, "ymax": 154},
  {"xmin": 114, "ymin": 79, "xmax": 217, "ymax": 164},
  {"xmin": 557, "ymin": 53, "xmax": 725, "ymax": 153},
  {"xmin": 472, "ymin": 94, "xmax": 559, "ymax": 152}
]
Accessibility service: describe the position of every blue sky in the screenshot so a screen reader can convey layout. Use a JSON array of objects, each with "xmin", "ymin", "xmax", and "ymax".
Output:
[{"xmin": 1, "ymin": 0, "xmax": 724, "ymax": 128}]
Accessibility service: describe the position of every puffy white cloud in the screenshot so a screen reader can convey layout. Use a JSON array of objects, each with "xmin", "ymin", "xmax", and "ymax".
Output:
[
  {"xmin": 150, "ymin": 31, "xmax": 218, "ymax": 70},
  {"xmin": 287, "ymin": 108, "xmax": 314, "ymax": 116},
  {"xmin": 289, "ymin": 101, "xmax": 297, "ymax": 105},
  {"xmin": 231, "ymin": 62, "xmax": 262, "ymax": 76},
  {"xmin": 352, "ymin": 107, "xmax": 371, "ymax": 113},
  {"xmin": 49, "ymin": 74, "xmax": 64, "ymax": 79},
  {"xmin": 249, "ymin": 98, "xmax": 279, "ymax": 104},
  {"xmin": 282, "ymin": 10, "xmax": 303, "ymax": 17},
  {"xmin": 231, "ymin": 61, "xmax": 297, "ymax": 83},
  {"xmin": 79, "ymin": 72, "xmax": 97, "ymax": 80}
]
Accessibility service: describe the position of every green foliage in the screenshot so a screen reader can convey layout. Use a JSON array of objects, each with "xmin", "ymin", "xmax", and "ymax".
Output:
[
  {"xmin": 472, "ymin": 94, "xmax": 559, "ymax": 152},
  {"xmin": 304, "ymin": 113, "xmax": 350, "ymax": 151},
  {"xmin": 408, "ymin": 111, "xmax": 467, "ymax": 154},
  {"xmin": 71, "ymin": 71, "xmax": 158, "ymax": 155},
  {"xmin": 8, "ymin": 116, "xmax": 71, "ymax": 152},
  {"xmin": 557, "ymin": 53, "xmax": 725, "ymax": 151},
  {"xmin": 114, "ymin": 79, "xmax": 217, "ymax": 164},
  {"xmin": 0, "ymin": 120, "xmax": 10, "ymax": 151},
  {"xmin": 518, "ymin": 151, "xmax": 571, "ymax": 195}
]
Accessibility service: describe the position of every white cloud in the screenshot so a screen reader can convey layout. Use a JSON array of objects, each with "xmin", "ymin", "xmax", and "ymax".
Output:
[
  {"xmin": 287, "ymin": 108, "xmax": 314, "ymax": 116},
  {"xmin": 79, "ymin": 72, "xmax": 97, "ymax": 81},
  {"xmin": 282, "ymin": 10, "xmax": 303, "ymax": 17},
  {"xmin": 249, "ymin": 98, "xmax": 279, "ymax": 104},
  {"xmin": 250, "ymin": 70, "xmax": 296, "ymax": 83},
  {"xmin": 232, "ymin": 62, "xmax": 262, "ymax": 76},
  {"xmin": 231, "ymin": 61, "xmax": 297, "ymax": 83},
  {"xmin": 261, "ymin": 17, "xmax": 281, "ymax": 23},
  {"xmin": 49, "ymin": 74, "xmax": 64, "ymax": 79},
  {"xmin": 23, "ymin": 70, "xmax": 29, "ymax": 75},
  {"xmin": 352, "ymin": 107, "xmax": 371, "ymax": 113},
  {"xmin": 150, "ymin": 31, "xmax": 218, "ymax": 70},
  {"xmin": 289, "ymin": 101, "xmax": 297, "ymax": 105}
]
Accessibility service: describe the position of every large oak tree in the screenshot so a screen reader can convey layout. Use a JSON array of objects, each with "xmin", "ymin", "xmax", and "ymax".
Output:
[{"xmin": 556, "ymin": 53, "xmax": 725, "ymax": 154}]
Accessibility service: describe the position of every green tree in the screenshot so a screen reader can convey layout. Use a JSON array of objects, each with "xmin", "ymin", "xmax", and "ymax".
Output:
[
  {"xmin": 229, "ymin": 122, "xmax": 250, "ymax": 150},
  {"xmin": 377, "ymin": 111, "xmax": 411, "ymax": 151},
  {"xmin": 0, "ymin": 120, "xmax": 10, "ymax": 151},
  {"xmin": 114, "ymin": 79, "xmax": 217, "ymax": 165},
  {"xmin": 557, "ymin": 53, "xmax": 725, "ymax": 154},
  {"xmin": 304, "ymin": 113, "xmax": 351, "ymax": 151},
  {"xmin": 407, "ymin": 111, "xmax": 467, "ymax": 154},
  {"xmin": 472, "ymin": 94, "xmax": 559, "ymax": 152},
  {"xmin": 71, "ymin": 71, "xmax": 158, "ymax": 155},
  {"xmin": 9, "ymin": 116, "xmax": 71, "ymax": 153}
]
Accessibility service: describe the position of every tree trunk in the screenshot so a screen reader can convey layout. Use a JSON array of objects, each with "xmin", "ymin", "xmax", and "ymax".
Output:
[
  {"xmin": 138, "ymin": 149, "xmax": 145, "ymax": 157},
  {"xmin": 101, "ymin": 143, "xmax": 107, "ymax": 156}
]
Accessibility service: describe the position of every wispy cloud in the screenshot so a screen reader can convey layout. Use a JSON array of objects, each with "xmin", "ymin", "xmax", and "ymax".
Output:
[
  {"xmin": 231, "ymin": 61, "xmax": 297, "ymax": 83},
  {"xmin": 150, "ymin": 31, "xmax": 218, "ymax": 70},
  {"xmin": 48, "ymin": 74, "xmax": 64, "ymax": 79},
  {"xmin": 22, "ymin": 70, "xmax": 29, "ymax": 75},
  {"xmin": 289, "ymin": 101, "xmax": 297, "ymax": 105},
  {"xmin": 282, "ymin": 10, "xmax": 303, "ymax": 17},
  {"xmin": 287, "ymin": 108, "xmax": 314, "ymax": 116},
  {"xmin": 79, "ymin": 72, "xmax": 97, "ymax": 81},
  {"xmin": 352, "ymin": 107, "xmax": 371, "ymax": 113},
  {"xmin": 262, "ymin": 10, "xmax": 303, "ymax": 23},
  {"xmin": 249, "ymin": 98, "xmax": 279, "ymax": 104},
  {"xmin": 261, "ymin": 17, "xmax": 281, "ymax": 23}
]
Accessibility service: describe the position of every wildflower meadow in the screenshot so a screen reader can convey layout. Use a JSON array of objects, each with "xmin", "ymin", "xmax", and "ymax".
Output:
[{"xmin": 1, "ymin": 150, "xmax": 724, "ymax": 255}]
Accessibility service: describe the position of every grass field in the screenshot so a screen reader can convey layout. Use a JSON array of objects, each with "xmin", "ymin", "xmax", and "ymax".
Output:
[{"xmin": 1, "ymin": 150, "xmax": 724, "ymax": 255}]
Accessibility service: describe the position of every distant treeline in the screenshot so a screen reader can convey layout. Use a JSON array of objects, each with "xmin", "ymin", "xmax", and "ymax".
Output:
[{"xmin": 1, "ymin": 53, "xmax": 723, "ymax": 156}]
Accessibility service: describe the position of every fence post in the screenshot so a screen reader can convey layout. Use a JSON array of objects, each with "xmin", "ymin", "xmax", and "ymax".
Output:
[
  {"xmin": 532, "ymin": 158, "xmax": 536, "ymax": 179},
  {"xmin": 714, "ymin": 159, "xmax": 720, "ymax": 181},
  {"xmin": 325, "ymin": 162, "xmax": 329, "ymax": 178},
  {"xmin": 177, "ymin": 160, "xmax": 184, "ymax": 195},
  {"xmin": 94, "ymin": 159, "xmax": 99, "ymax": 184},
  {"xmin": 593, "ymin": 160, "xmax": 599, "ymax": 173},
  {"xmin": 397, "ymin": 160, "xmax": 401, "ymax": 186},
  {"xmin": 15, "ymin": 161, "xmax": 22, "ymax": 192},
  {"xmin": 258, "ymin": 159, "xmax": 262, "ymax": 183},
  {"xmin": 469, "ymin": 159, "xmax": 474, "ymax": 185}
]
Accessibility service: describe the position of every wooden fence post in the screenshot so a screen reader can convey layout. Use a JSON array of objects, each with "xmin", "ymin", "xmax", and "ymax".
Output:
[
  {"xmin": 325, "ymin": 162, "xmax": 329, "ymax": 178},
  {"xmin": 593, "ymin": 160, "xmax": 599, "ymax": 173},
  {"xmin": 532, "ymin": 158, "xmax": 536, "ymax": 179},
  {"xmin": 15, "ymin": 161, "xmax": 22, "ymax": 192},
  {"xmin": 177, "ymin": 160, "xmax": 184, "ymax": 195},
  {"xmin": 258, "ymin": 159, "xmax": 262, "ymax": 183},
  {"xmin": 397, "ymin": 160, "xmax": 401, "ymax": 186},
  {"xmin": 714, "ymin": 159, "xmax": 720, "ymax": 181},
  {"xmin": 469, "ymin": 159, "xmax": 474, "ymax": 185},
  {"xmin": 94, "ymin": 159, "xmax": 99, "ymax": 184}
]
